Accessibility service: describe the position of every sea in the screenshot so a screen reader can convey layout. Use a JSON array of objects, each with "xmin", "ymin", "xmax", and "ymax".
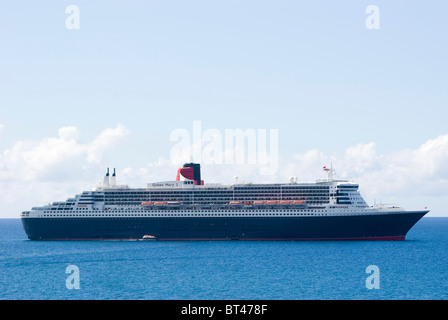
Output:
[{"xmin": 0, "ymin": 218, "xmax": 447, "ymax": 300}]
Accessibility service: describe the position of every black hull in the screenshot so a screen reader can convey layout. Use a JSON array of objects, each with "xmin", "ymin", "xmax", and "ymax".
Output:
[{"xmin": 21, "ymin": 211, "xmax": 427, "ymax": 241}]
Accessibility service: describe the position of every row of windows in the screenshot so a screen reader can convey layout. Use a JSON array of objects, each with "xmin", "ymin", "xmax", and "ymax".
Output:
[
  {"xmin": 104, "ymin": 196, "xmax": 330, "ymax": 201},
  {"xmin": 103, "ymin": 196, "xmax": 330, "ymax": 200},
  {"xmin": 95, "ymin": 190, "xmax": 330, "ymax": 197},
  {"xmin": 104, "ymin": 202, "xmax": 330, "ymax": 207},
  {"xmin": 37, "ymin": 206, "xmax": 371, "ymax": 217},
  {"xmin": 38, "ymin": 211, "xmax": 362, "ymax": 218},
  {"xmin": 44, "ymin": 208, "xmax": 322, "ymax": 214},
  {"xmin": 104, "ymin": 202, "xmax": 331, "ymax": 207},
  {"xmin": 102, "ymin": 191, "xmax": 330, "ymax": 198},
  {"xmin": 99, "ymin": 186, "xmax": 330, "ymax": 193}
]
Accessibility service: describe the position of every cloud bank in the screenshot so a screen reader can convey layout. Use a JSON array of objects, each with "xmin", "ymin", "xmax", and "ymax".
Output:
[
  {"xmin": 0, "ymin": 124, "xmax": 130, "ymax": 216},
  {"xmin": 0, "ymin": 125, "xmax": 447, "ymax": 217},
  {"xmin": 0, "ymin": 124, "xmax": 129, "ymax": 182}
]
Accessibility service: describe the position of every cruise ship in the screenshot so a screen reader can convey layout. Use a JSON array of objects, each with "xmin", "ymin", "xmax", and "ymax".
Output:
[{"xmin": 21, "ymin": 163, "xmax": 429, "ymax": 241}]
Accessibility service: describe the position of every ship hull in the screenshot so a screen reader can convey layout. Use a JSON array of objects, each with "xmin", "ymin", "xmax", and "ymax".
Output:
[{"xmin": 21, "ymin": 211, "xmax": 427, "ymax": 241}]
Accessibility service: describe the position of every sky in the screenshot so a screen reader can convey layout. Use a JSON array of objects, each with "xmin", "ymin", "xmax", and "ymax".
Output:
[{"xmin": 0, "ymin": 0, "xmax": 447, "ymax": 217}]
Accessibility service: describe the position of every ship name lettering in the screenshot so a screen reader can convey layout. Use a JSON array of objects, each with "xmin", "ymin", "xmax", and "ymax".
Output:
[{"xmin": 152, "ymin": 183, "xmax": 175, "ymax": 187}]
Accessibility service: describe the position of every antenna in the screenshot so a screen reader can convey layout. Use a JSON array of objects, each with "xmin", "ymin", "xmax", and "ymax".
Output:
[{"xmin": 328, "ymin": 162, "xmax": 334, "ymax": 181}]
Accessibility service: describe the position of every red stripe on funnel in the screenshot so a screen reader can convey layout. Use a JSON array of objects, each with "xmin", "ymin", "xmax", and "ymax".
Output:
[{"xmin": 176, "ymin": 167, "xmax": 195, "ymax": 181}]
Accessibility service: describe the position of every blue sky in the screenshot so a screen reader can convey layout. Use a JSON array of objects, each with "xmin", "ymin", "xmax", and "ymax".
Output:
[{"xmin": 0, "ymin": 1, "xmax": 447, "ymax": 217}]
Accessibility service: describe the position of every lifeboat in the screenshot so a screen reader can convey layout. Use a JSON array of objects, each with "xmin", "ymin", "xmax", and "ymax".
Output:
[
  {"xmin": 266, "ymin": 200, "xmax": 279, "ymax": 205},
  {"xmin": 229, "ymin": 201, "xmax": 242, "ymax": 205},
  {"xmin": 253, "ymin": 201, "xmax": 266, "ymax": 205},
  {"xmin": 280, "ymin": 200, "xmax": 292, "ymax": 205},
  {"xmin": 167, "ymin": 201, "xmax": 181, "ymax": 206},
  {"xmin": 154, "ymin": 201, "xmax": 166, "ymax": 206},
  {"xmin": 293, "ymin": 200, "xmax": 305, "ymax": 204},
  {"xmin": 141, "ymin": 202, "xmax": 153, "ymax": 206}
]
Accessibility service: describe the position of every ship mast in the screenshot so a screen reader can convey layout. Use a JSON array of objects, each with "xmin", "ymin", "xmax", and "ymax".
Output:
[
  {"xmin": 323, "ymin": 163, "xmax": 335, "ymax": 181},
  {"xmin": 328, "ymin": 163, "xmax": 334, "ymax": 181}
]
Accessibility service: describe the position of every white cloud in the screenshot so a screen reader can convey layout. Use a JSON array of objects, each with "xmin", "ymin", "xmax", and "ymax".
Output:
[
  {"xmin": 0, "ymin": 124, "xmax": 129, "ymax": 182},
  {"xmin": 337, "ymin": 134, "xmax": 448, "ymax": 199},
  {"xmin": 0, "ymin": 124, "xmax": 130, "ymax": 217},
  {"xmin": 2, "ymin": 129, "xmax": 447, "ymax": 217},
  {"xmin": 86, "ymin": 124, "xmax": 130, "ymax": 163}
]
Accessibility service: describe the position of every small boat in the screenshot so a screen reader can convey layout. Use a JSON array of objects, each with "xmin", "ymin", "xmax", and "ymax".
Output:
[
  {"xmin": 140, "ymin": 235, "xmax": 157, "ymax": 241},
  {"xmin": 141, "ymin": 202, "xmax": 154, "ymax": 206}
]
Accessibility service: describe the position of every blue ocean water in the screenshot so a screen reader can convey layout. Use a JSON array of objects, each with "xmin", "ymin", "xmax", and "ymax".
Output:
[{"xmin": 0, "ymin": 218, "xmax": 447, "ymax": 300}]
